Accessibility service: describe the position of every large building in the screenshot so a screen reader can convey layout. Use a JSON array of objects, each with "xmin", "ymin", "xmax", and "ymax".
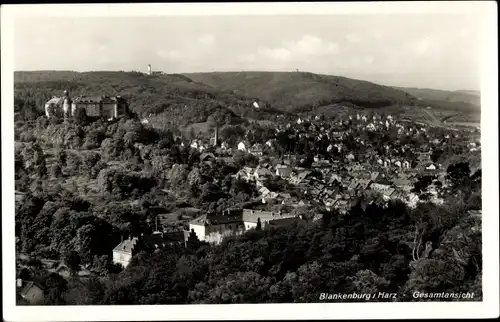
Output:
[
  {"xmin": 45, "ymin": 90, "xmax": 129, "ymax": 120},
  {"xmin": 112, "ymin": 232, "xmax": 184, "ymax": 268},
  {"xmin": 72, "ymin": 95, "xmax": 128, "ymax": 119},
  {"xmin": 188, "ymin": 208, "xmax": 301, "ymax": 243}
]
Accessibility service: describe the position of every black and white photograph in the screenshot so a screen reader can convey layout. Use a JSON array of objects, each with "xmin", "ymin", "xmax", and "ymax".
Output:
[{"xmin": 2, "ymin": 2, "xmax": 498, "ymax": 321}]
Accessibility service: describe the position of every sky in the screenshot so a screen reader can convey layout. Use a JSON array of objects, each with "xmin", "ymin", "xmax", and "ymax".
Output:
[{"xmin": 14, "ymin": 13, "xmax": 484, "ymax": 91}]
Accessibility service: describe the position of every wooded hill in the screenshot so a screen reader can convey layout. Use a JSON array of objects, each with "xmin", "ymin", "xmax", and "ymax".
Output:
[{"xmin": 15, "ymin": 70, "xmax": 479, "ymax": 125}]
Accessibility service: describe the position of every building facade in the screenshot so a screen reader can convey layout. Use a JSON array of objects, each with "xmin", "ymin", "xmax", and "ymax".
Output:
[
  {"xmin": 188, "ymin": 209, "xmax": 300, "ymax": 243},
  {"xmin": 112, "ymin": 237, "xmax": 139, "ymax": 268},
  {"xmin": 45, "ymin": 90, "xmax": 128, "ymax": 120}
]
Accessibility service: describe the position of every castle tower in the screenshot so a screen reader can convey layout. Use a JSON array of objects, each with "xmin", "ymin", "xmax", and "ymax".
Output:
[
  {"xmin": 147, "ymin": 64, "xmax": 152, "ymax": 75},
  {"xmin": 214, "ymin": 126, "xmax": 219, "ymax": 147},
  {"xmin": 62, "ymin": 90, "xmax": 72, "ymax": 119}
]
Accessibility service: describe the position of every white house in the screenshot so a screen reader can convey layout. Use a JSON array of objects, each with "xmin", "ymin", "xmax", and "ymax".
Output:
[
  {"xmin": 346, "ymin": 153, "xmax": 355, "ymax": 162},
  {"xmin": 237, "ymin": 142, "xmax": 247, "ymax": 152},
  {"xmin": 188, "ymin": 213, "xmax": 243, "ymax": 244},
  {"xmin": 426, "ymin": 164, "xmax": 437, "ymax": 170},
  {"xmin": 188, "ymin": 209, "xmax": 299, "ymax": 244},
  {"xmin": 112, "ymin": 237, "xmax": 139, "ymax": 268},
  {"xmin": 276, "ymin": 166, "xmax": 293, "ymax": 178}
]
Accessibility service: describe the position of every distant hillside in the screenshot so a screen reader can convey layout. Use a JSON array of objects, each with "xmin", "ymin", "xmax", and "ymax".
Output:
[
  {"xmin": 394, "ymin": 86, "xmax": 481, "ymax": 107},
  {"xmin": 14, "ymin": 71, "xmax": 280, "ymax": 126},
  {"xmin": 184, "ymin": 71, "xmax": 417, "ymax": 112},
  {"xmin": 15, "ymin": 70, "xmax": 479, "ymax": 127}
]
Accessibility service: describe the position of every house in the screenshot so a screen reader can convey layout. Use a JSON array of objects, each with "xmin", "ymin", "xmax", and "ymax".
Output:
[
  {"xmin": 294, "ymin": 170, "xmax": 313, "ymax": 184},
  {"xmin": 393, "ymin": 178, "xmax": 412, "ymax": 192},
  {"xmin": 112, "ymin": 233, "xmax": 173, "ymax": 268},
  {"xmin": 112, "ymin": 237, "xmax": 139, "ymax": 268},
  {"xmin": 249, "ymin": 144, "xmax": 264, "ymax": 156},
  {"xmin": 237, "ymin": 142, "xmax": 247, "ymax": 152},
  {"xmin": 258, "ymin": 186, "xmax": 272, "ymax": 197},
  {"xmin": 276, "ymin": 166, "xmax": 293, "ymax": 178},
  {"xmin": 188, "ymin": 209, "xmax": 299, "ymax": 243},
  {"xmin": 190, "ymin": 140, "xmax": 202, "ymax": 151},
  {"xmin": 188, "ymin": 211, "xmax": 243, "ymax": 243},
  {"xmin": 426, "ymin": 164, "xmax": 437, "ymax": 171},
  {"xmin": 254, "ymin": 167, "xmax": 273, "ymax": 181},
  {"xmin": 233, "ymin": 167, "xmax": 253, "ymax": 181},
  {"xmin": 17, "ymin": 279, "xmax": 44, "ymax": 304},
  {"xmin": 347, "ymin": 180, "xmax": 359, "ymax": 191},
  {"xmin": 370, "ymin": 172, "xmax": 380, "ymax": 182},
  {"xmin": 370, "ymin": 177, "xmax": 393, "ymax": 193},
  {"xmin": 221, "ymin": 142, "xmax": 230, "ymax": 151},
  {"xmin": 200, "ymin": 152, "xmax": 215, "ymax": 162},
  {"xmin": 242, "ymin": 209, "xmax": 298, "ymax": 230},
  {"xmin": 357, "ymin": 179, "xmax": 372, "ymax": 191},
  {"xmin": 345, "ymin": 153, "xmax": 355, "ymax": 162}
]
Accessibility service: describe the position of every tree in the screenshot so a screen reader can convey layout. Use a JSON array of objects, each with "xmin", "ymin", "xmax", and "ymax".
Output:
[
  {"xmin": 50, "ymin": 163, "xmax": 63, "ymax": 178},
  {"xmin": 446, "ymin": 162, "xmax": 471, "ymax": 190},
  {"xmin": 65, "ymin": 250, "xmax": 81, "ymax": 276},
  {"xmin": 73, "ymin": 107, "xmax": 88, "ymax": 124},
  {"xmin": 43, "ymin": 272, "xmax": 68, "ymax": 305},
  {"xmin": 256, "ymin": 218, "xmax": 262, "ymax": 231}
]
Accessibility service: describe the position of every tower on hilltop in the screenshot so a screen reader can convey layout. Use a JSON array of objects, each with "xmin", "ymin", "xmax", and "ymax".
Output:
[{"xmin": 147, "ymin": 64, "xmax": 152, "ymax": 75}]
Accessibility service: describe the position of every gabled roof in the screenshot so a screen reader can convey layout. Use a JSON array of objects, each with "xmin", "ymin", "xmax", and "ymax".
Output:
[
  {"xmin": 113, "ymin": 237, "xmax": 139, "ymax": 253},
  {"xmin": 296, "ymin": 170, "xmax": 312, "ymax": 181},
  {"xmin": 393, "ymin": 178, "xmax": 411, "ymax": 187},
  {"xmin": 242, "ymin": 209, "xmax": 295, "ymax": 223},
  {"xmin": 190, "ymin": 213, "xmax": 242, "ymax": 226},
  {"xmin": 374, "ymin": 177, "xmax": 391, "ymax": 185},
  {"xmin": 200, "ymin": 152, "xmax": 215, "ymax": 161},
  {"xmin": 19, "ymin": 281, "xmax": 44, "ymax": 296},
  {"xmin": 255, "ymin": 167, "xmax": 273, "ymax": 177}
]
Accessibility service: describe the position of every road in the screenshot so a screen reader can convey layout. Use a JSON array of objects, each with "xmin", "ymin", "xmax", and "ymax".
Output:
[{"xmin": 421, "ymin": 108, "xmax": 460, "ymax": 131}]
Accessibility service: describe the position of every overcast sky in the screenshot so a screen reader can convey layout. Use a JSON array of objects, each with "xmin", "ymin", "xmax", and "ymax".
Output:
[{"xmin": 14, "ymin": 13, "xmax": 483, "ymax": 90}]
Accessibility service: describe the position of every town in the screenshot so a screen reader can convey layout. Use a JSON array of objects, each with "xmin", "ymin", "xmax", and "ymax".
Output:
[{"xmin": 14, "ymin": 83, "xmax": 482, "ymax": 305}]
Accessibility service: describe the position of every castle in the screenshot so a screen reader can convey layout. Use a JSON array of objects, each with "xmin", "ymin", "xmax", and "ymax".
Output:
[{"xmin": 44, "ymin": 90, "xmax": 129, "ymax": 120}]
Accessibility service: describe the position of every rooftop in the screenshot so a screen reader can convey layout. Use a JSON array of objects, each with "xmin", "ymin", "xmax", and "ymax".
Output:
[
  {"xmin": 242, "ymin": 208, "xmax": 295, "ymax": 223},
  {"xmin": 113, "ymin": 237, "xmax": 139, "ymax": 253}
]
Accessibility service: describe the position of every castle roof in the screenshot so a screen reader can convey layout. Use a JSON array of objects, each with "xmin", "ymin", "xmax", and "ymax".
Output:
[{"xmin": 73, "ymin": 95, "xmax": 115, "ymax": 103}]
